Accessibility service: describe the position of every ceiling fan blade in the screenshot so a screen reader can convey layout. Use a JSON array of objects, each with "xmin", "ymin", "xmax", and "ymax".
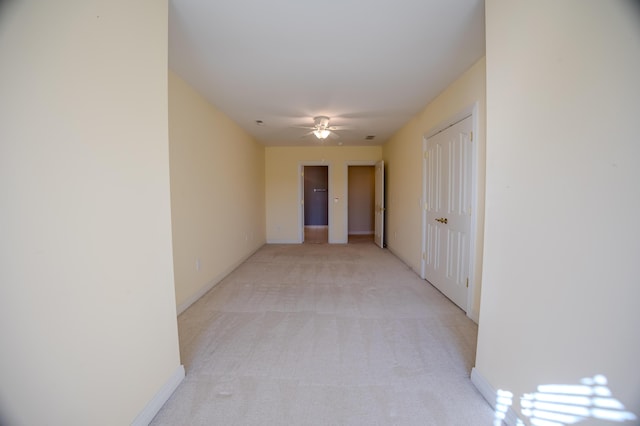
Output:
[{"xmin": 289, "ymin": 116, "xmax": 350, "ymax": 140}]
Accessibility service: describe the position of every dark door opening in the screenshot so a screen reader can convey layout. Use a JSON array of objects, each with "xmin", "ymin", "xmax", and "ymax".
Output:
[
  {"xmin": 304, "ymin": 166, "xmax": 328, "ymax": 243},
  {"xmin": 348, "ymin": 165, "xmax": 375, "ymax": 244}
]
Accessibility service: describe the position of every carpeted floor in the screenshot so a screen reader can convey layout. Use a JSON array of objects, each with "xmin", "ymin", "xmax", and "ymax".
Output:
[{"xmin": 151, "ymin": 243, "xmax": 494, "ymax": 425}]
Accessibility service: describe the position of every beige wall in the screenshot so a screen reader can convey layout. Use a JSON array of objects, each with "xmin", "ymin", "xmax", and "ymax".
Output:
[
  {"xmin": 476, "ymin": 0, "xmax": 640, "ymax": 418},
  {"xmin": 266, "ymin": 147, "xmax": 382, "ymax": 244},
  {"xmin": 0, "ymin": 2, "xmax": 181, "ymax": 425},
  {"xmin": 383, "ymin": 57, "xmax": 486, "ymax": 321},
  {"xmin": 169, "ymin": 71, "xmax": 266, "ymax": 313}
]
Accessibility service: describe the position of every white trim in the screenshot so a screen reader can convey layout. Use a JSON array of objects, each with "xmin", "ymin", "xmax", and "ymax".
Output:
[
  {"xmin": 467, "ymin": 307, "xmax": 480, "ymax": 324},
  {"xmin": 424, "ymin": 106, "xmax": 477, "ymax": 140},
  {"xmin": 387, "ymin": 246, "xmax": 422, "ymax": 277},
  {"xmin": 467, "ymin": 102, "xmax": 481, "ymax": 324},
  {"xmin": 266, "ymin": 239, "xmax": 300, "ymax": 244},
  {"xmin": 470, "ymin": 368, "xmax": 521, "ymax": 426},
  {"xmin": 343, "ymin": 161, "xmax": 377, "ymax": 243},
  {"xmin": 299, "ymin": 162, "xmax": 333, "ymax": 243},
  {"xmin": 421, "ymin": 102, "xmax": 481, "ymax": 323},
  {"xmin": 177, "ymin": 245, "xmax": 262, "ymax": 315},
  {"xmin": 421, "ymin": 138, "xmax": 428, "ymax": 280},
  {"xmin": 470, "ymin": 368, "xmax": 495, "ymax": 408},
  {"xmin": 131, "ymin": 365, "xmax": 185, "ymax": 426}
]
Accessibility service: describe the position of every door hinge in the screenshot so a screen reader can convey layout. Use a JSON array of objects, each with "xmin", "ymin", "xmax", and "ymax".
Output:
[
  {"xmin": 424, "ymin": 202, "xmax": 428, "ymax": 211},
  {"xmin": 422, "ymin": 252, "xmax": 427, "ymax": 260},
  {"xmin": 301, "ymin": 200, "xmax": 304, "ymax": 205},
  {"xmin": 466, "ymin": 278, "xmax": 469, "ymax": 288},
  {"xmin": 424, "ymin": 151, "xmax": 429, "ymax": 159},
  {"xmin": 470, "ymin": 131, "xmax": 473, "ymax": 142}
]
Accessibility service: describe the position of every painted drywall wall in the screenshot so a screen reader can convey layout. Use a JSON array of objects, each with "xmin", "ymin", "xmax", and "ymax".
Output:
[
  {"xmin": 383, "ymin": 57, "xmax": 486, "ymax": 321},
  {"xmin": 348, "ymin": 166, "xmax": 375, "ymax": 234},
  {"xmin": 476, "ymin": 0, "xmax": 640, "ymax": 419},
  {"xmin": 266, "ymin": 146, "xmax": 382, "ymax": 243},
  {"xmin": 169, "ymin": 71, "xmax": 266, "ymax": 313},
  {"xmin": 0, "ymin": 2, "xmax": 181, "ymax": 425}
]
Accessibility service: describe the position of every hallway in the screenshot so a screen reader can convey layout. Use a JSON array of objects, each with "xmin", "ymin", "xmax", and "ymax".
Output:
[{"xmin": 152, "ymin": 243, "xmax": 493, "ymax": 425}]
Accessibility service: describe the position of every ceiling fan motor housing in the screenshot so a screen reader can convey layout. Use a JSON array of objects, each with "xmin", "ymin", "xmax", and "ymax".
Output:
[{"xmin": 314, "ymin": 116, "xmax": 330, "ymax": 129}]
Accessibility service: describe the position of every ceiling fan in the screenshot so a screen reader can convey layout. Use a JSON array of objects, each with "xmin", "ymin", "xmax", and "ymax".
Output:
[{"xmin": 297, "ymin": 116, "xmax": 344, "ymax": 140}]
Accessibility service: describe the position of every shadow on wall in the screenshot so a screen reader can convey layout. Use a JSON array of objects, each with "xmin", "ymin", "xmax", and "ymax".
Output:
[
  {"xmin": 0, "ymin": 0, "xmax": 17, "ymax": 24},
  {"xmin": 494, "ymin": 375, "xmax": 637, "ymax": 426}
]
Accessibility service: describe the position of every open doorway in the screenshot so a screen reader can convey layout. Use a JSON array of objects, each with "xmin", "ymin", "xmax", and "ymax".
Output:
[
  {"xmin": 347, "ymin": 165, "xmax": 375, "ymax": 244},
  {"xmin": 303, "ymin": 165, "xmax": 328, "ymax": 243}
]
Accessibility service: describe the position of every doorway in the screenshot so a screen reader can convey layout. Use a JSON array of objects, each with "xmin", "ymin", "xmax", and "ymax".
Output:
[
  {"xmin": 343, "ymin": 161, "xmax": 384, "ymax": 246},
  {"xmin": 303, "ymin": 166, "xmax": 328, "ymax": 243},
  {"xmin": 347, "ymin": 165, "xmax": 375, "ymax": 243}
]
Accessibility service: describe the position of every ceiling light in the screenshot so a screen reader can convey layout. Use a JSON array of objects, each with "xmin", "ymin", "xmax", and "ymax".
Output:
[
  {"xmin": 313, "ymin": 129, "xmax": 331, "ymax": 139},
  {"xmin": 314, "ymin": 116, "xmax": 330, "ymax": 128}
]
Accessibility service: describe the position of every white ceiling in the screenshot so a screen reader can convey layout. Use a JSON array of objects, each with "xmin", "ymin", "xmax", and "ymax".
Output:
[{"xmin": 169, "ymin": 0, "xmax": 485, "ymax": 146}]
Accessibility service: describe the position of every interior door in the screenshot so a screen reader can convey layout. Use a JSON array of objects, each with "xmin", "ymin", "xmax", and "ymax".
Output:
[
  {"xmin": 424, "ymin": 116, "xmax": 472, "ymax": 310},
  {"xmin": 304, "ymin": 166, "xmax": 328, "ymax": 226},
  {"xmin": 374, "ymin": 160, "xmax": 384, "ymax": 248},
  {"xmin": 303, "ymin": 166, "xmax": 328, "ymax": 243}
]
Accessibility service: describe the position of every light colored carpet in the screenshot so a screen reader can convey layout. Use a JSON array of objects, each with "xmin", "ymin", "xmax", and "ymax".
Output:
[{"xmin": 151, "ymin": 243, "xmax": 494, "ymax": 425}]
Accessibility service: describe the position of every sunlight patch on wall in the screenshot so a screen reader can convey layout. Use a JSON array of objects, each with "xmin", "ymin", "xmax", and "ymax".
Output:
[{"xmin": 494, "ymin": 375, "xmax": 637, "ymax": 426}]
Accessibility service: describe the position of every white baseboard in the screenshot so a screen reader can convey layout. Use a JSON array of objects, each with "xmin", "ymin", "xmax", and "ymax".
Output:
[
  {"xmin": 266, "ymin": 239, "xmax": 300, "ymax": 244},
  {"xmin": 131, "ymin": 364, "xmax": 185, "ymax": 426},
  {"xmin": 347, "ymin": 231, "xmax": 374, "ymax": 235},
  {"xmin": 386, "ymin": 246, "xmax": 422, "ymax": 276},
  {"xmin": 177, "ymin": 245, "xmax": 263, "ymax": 315},
  {"xmin": 265, "ymin": 239, "xmax": 349, "ymax": 244},
  {"xmin": 467, "ymin": 308, "xmax": 480, "ymax": 324},
  {"xmin": 470, "ymin": 368, "xmax": 496, "ymax": 408},
  {"xmin": 470, "ymin": 368, "xmax": 521, "ymax": 426},
  {"xmin": 386, "ymin": 245, "xmax": 481, "ymax": 324}
]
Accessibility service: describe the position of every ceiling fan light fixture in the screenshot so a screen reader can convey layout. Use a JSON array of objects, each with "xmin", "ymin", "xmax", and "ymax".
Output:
[
  {"xmin": 314, "ymin": 116, "xmax": 330, "ymax": 128},
  {"xmin": 313, "ymin": 129, "xmax": 331, "ymax": 139}
]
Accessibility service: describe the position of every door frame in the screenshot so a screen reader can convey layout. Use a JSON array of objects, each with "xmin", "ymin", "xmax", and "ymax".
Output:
[
  {"xmin": 421, "ymin": 102, "xmax": 481, "ymax": 322},
  {"xmin": 299, "ymin": 162, "xmax": 332, "ymax": 243},
  {"xmin": 343, "ymin": 161, "xmax": 377, "ymax": 244},
  {"xmin": 374, "ymin": 160, "xmax": 385, "ymax": 248}
]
